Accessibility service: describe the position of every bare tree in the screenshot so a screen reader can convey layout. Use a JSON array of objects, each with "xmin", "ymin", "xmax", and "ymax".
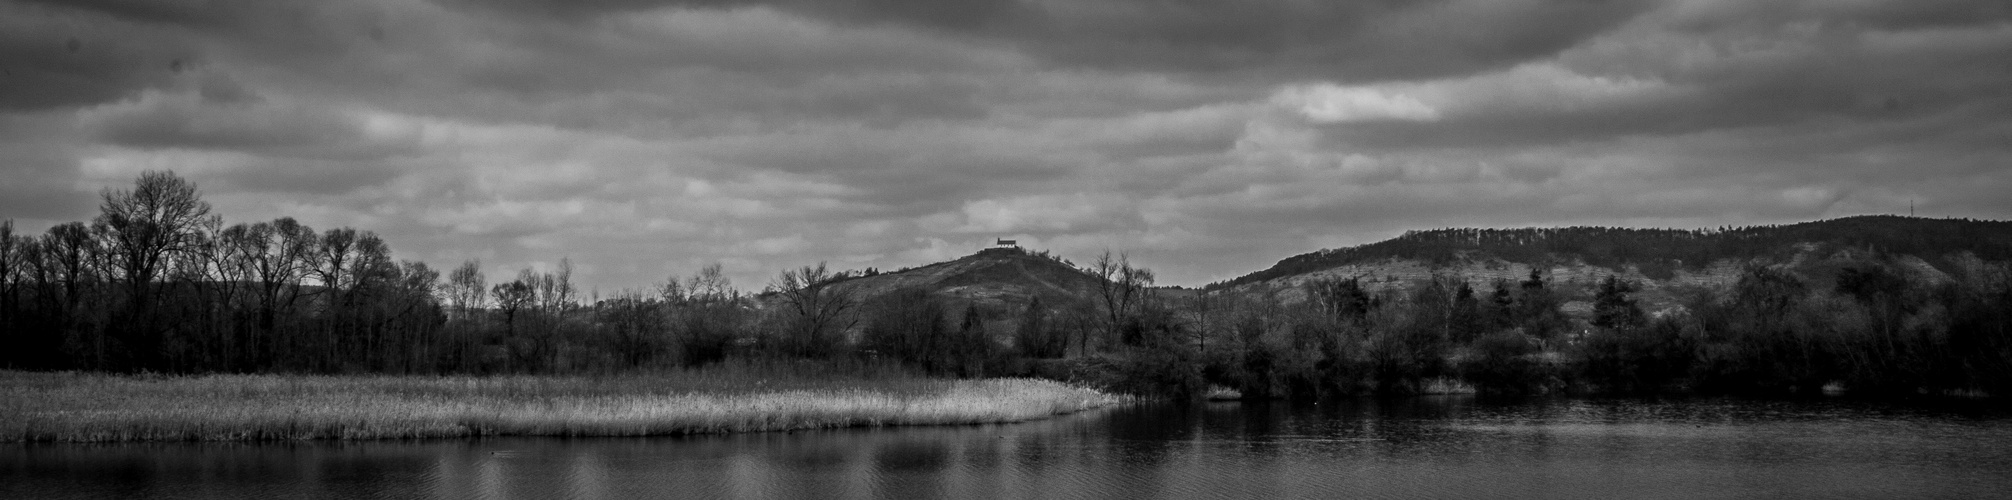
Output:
[
  {"xmin": 686, "ymin": 262, "xmax": 735, "ymax": 303},
  {"xmin": 228, "ymin": 217, "xmax": 317, "ymax": 364},
  {"xmin": 672, "ymin": 263, "xmax": 741, "ymax": 366},
  {"xmin": 491, "ymin": 277, "xmax": 535, "ymax": 370},
  {"xmin": 0, "ymin": 220, "xmax": 18, "ymax": 343},
  {"xmin": 19, "ymin": 222, "xmax": 107, "ymax": 368},
  {"xmin": 1186, "ymin": 289, "xmax": 1217, "ymax": 352},
  {"xmin": 447, "ymin": 259, "xmax": 487, "ymax": 320},
  {"xmin": 768, "ymin": 262, "xmax": 857, "ymax": 357},
  {"xmin": 657, "ymin": 274, "xmax": 685, "ymax": 304},
  {"xmin": 316, "ymin": 227, "xmax": 358, "ymax": 293},
  {"xmin": 96, "ymin": 170, "xmax": 212, "ymax": 369},
  {"xmin": 601, "ymin": 288, "xmax": 666, "ymax": 368},
  {"xmin": 182, "ymin": 214, "xmax": 237, "ymax": 369},
  {"xmin": 97, "ymin": 172, "xmax": 212, "ymax": 303},
  {"xmin": 391, "ymin": 260, "xmax": 443, "ymax": 372},
  {"xmin": 538, "ymin": 257, "xmax": 577, "ymax": 313},
  {"xmin": 1087, "ymin": 250, "xmax": 1155, "ymax": 350},
  {"xmin": 1015, "ymin": 296, "xmax": 1065, "ymax": 359}
]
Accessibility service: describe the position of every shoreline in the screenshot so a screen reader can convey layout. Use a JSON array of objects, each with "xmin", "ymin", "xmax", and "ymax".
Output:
[{"xmin": 0, "ymin": 370, "xmax": 1130, "ymax": 443}]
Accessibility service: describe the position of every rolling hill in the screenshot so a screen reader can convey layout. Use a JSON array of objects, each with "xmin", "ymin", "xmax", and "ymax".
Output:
[
  {"xmin": 1208, "ymin": 215, "xmax": 2012, "ymax": 315},
  {"xmin": 810, "ymin": 216, "xmax": 2011, "ymax": 331}
]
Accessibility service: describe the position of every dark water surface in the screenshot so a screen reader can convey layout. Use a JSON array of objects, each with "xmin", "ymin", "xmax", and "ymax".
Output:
[{"xmin": 8, "ymin": 396, "xmax": 2012, "ymax": 499}]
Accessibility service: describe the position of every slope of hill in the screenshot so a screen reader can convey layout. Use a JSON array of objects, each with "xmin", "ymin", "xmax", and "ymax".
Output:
[
  {"xmin": 1210, "ymin": 216, "xmax": 2012, "ymax": 314},
  {"xmin": 830, "ymin": 247, "xmax": 1101, "ymax": 315}
]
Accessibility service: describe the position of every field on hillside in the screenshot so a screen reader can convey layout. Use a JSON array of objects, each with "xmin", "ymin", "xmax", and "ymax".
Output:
[{"xmin": 0, "ymin": 365, "xmax": 1128, "ymax": 443}]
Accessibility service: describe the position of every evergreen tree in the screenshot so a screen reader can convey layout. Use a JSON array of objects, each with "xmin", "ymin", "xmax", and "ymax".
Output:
[
  {"xmin": 1515, "ymin": 268, "xmax": 1569, "ymax": 338},
  {"xmin": 1450, "ymin": 281, "xmax": 1484, "ymax": 343},
  {"xmin": 1593, "ymin": 275, "xmax": 1646, "ymax": 330},
  {"xmin": 1484, "ymin": 278, "xmax": 1516, "ymax": 331}
]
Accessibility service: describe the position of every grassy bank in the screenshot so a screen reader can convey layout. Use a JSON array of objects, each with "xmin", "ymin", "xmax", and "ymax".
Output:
[{"xmin": 0, "ymin": 366, "xmax": 1128, "ymax": 443}]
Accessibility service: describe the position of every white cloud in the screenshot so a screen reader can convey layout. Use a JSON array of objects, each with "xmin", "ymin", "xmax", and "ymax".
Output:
[{"xmin": 1273, "ymin": 84, "xmax": 1441, "ymax": 123}]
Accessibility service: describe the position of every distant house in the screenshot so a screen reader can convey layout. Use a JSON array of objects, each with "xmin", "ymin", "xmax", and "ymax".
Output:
[{"xmin": 996, "ymin": 238, "xmax": 1018, "ymax": 247}]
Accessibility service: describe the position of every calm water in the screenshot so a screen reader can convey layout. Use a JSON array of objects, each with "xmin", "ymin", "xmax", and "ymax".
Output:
[{"xmin": 8, "ymin": 396, "xmax": 2012, "ymax": 499}]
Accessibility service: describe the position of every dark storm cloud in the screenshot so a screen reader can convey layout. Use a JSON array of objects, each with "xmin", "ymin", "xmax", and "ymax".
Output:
[
  {"xmin": 15, "ymin": 0, "xmax": 400, "ymax": 77},
  {"xmin": 0, "ymin": 2, "xmax": 198, "ymax": 111}
]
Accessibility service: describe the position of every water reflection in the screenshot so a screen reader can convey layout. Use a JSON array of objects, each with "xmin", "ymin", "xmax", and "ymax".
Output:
[{"xmin": 8, "ymin": 397, "xmax": 2012, "ymax": 499}]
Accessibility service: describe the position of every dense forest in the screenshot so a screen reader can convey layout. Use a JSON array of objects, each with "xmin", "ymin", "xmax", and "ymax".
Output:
[{"xmin": 3, "ymin": 171, "xmax": 2010, "ymax": 400}]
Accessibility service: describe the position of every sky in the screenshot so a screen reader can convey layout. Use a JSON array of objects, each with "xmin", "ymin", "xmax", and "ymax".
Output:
[{"xmin": 3, "ymin": 0, "xmax": 2010, "ymax": 292}]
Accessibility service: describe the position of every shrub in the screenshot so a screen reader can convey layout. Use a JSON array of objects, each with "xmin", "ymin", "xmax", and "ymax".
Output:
[{"xmin": 1459, "ymin": 330, "xmax": 1553, "ymax": 395}]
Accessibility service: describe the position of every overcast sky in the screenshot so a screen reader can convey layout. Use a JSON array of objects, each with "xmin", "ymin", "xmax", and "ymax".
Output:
[{"xmin": 4, "ymin": 0, "xmax": 2009, "ymax": 291}]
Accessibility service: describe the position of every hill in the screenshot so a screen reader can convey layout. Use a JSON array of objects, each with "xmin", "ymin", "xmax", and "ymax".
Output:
[
  {"xmin": 829, "ymin": 246, "xmax": 1102, "ymax": 316},
  {"xmin": 1209, "ymin": 216, "xmax": 2012, "ymax": 314}
]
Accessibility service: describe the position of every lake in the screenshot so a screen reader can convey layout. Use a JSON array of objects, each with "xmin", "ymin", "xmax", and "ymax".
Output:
[{"xmin": 7, "ymin": 396, "xmax": 2012, "ymax": 499}]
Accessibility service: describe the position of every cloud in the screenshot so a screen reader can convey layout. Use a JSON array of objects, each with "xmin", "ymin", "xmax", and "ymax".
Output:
[
  {"xmin": 1275, "ymin": 85, "xmax": 1440, "ymax": 123},
  {"xmin": 0, "ymin": 112, "xmax": 94, "ymax": 222},
  {"xmin": 1, "ymin": 0, "xmax": 2009, "ymax": 291},
  {"xmin": 936, "ymin": 194, "xmax": 1139, "ymax": 234},
  {"xmin": 441, "ymin": 0, "xmax": 1654, "ymax": 83},
  {"xmin": 84, "ymin": 87, "xmax": 420, "ymax": 162},
  {"xmin": 0, "ymin": 2, "xmax": 198, "ymax": 111}
]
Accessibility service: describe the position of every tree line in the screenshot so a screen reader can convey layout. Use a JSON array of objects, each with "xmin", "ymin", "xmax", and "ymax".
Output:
[
  {"xmin": 0, "ymin": 171, "xmax": 1089, "ymax": 375},
  {"xmin": 0, "ymin": 172, "xmax": 444, "ymax": 372},
  {"xmin": 3, "ymin": 171, "xmax": 2008, "ymax": 401},
  {"xmin": 1094, "ymin": 259, "xmax": 2012, "ymax": 400}
]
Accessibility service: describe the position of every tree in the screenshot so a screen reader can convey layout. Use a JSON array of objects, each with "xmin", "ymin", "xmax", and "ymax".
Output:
[
  {"xmin": 499, "ymin": 265, "xmax": 572, "ymax": 372},
  {"xmin": 0, "ymin": 220, "xmax": 23, "ymax": 367},
  {"xmin": 601, "ymin": 288, "xmax": 665, "ymax": 368},
  {"xmin": 1484, "ymin": 278, "xmax": 1516, "ymax": 330},
  {"xmin": 768, "ymin": 262, "xmax": 857, "ymax": 357},
  {"xmin": 1088, "ymin": 251, "xmax": 1155, "ymax": 348},
  {"xmin": 538, "ymin": 257, "xmax": 577, "ymax": 314},
  {"xmin": 672, "ymin": 263, "xmax": 742, "ymax": 366},
  {"xmin": 954, "ymin": 303, "xmax": 991, "ymax": 376},
  {"xmin": 95, "ymin": 170, "xmax": 212, "ymax": 370},
  {"xmin": 1305, "ymin": 276, "xmax": 1373, "ymax": 323},
  {"xmin": 1015, "ymin": 296, "xmax": 1064, "ymax": 358},
  {"xmin": 334, "ymin": 233, "xmax": 398, "ymax": 367},
  {"xmin": 1, "ymin": 221, "xmax": 18, "ymax": 346},
  {"xmin": 316, "ymin": 228, "xmax": 358, "ymax": 293},
  {"xmin": 1184, "ymin": 290, "xmax": 1217, "ymax": 351},
  {"xmin": 1835, "ymin": 264, "xmax": 1914, "ymax": 351},
  {"xmin": 492, "ymin": 280, "xmax": 533, "ymax": 336},
  {"xmin": 447, "ymin": 259, "xmax": 487, "ymax": 320},
  {"xmin": 33, "ymin": 222, "xmax": 102, "ymax": 367},
  {"xmin": 685, "ymin": 263, "xmax": 734, "ymax": 303},
  {"xmin": 1514, "ymin": 267, "xmax": 1569, "ymax": 339},
  {"xmin": 1592, "ymin": 275, "xmax": 1646, "ymax": 330},
  {"xmin": 231, "ymin": 217, "xmax": 316, "ymax": 367},
  {"xmin": 860, "ymin": 287, "xmax": 946, "ymax": 371},
  {"xmin": 1731, "ymin": 266, "xmax": 1805, "ymax": 318},
  {"xmin": 1449, "ymin": 281, "xmax": 1484, "ymax": 343}
]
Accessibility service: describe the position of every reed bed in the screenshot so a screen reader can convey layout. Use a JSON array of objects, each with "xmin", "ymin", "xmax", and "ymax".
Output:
[{"xmin": 0, "ymin": 368, "xmax": 1128, "ymax": 443}]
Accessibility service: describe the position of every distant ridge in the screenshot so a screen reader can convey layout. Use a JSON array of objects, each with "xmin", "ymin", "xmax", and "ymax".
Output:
[{"xmin": 1212, "ymin": 216, "xmax": 2012, "ymax": 290}]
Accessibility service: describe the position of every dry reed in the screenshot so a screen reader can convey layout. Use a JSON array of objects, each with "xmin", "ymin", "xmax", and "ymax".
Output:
[{"xmin": 0, "ymin": 367, "xmax": 1128, "ymax": 443}]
